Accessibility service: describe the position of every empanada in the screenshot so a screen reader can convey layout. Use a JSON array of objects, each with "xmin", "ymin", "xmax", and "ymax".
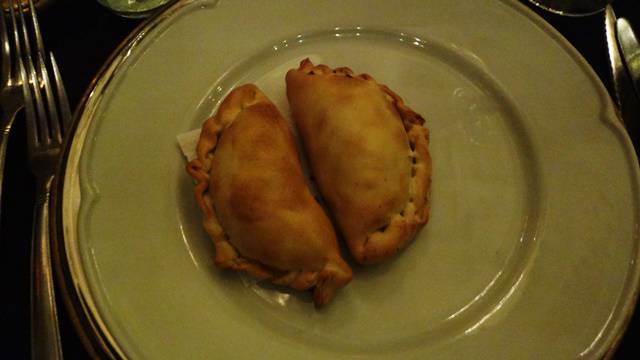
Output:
[
  {"xmin": 187, "ymin": 84, "xmax": 352, "ymax": 306},
  {"xmin": 286, "ymin": 59, "xmax": 431, "ymax": 264}
]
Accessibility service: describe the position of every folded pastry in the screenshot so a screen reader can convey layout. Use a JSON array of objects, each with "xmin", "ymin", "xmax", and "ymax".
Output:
[
  {"xmin": 187, "ymin": 84, "xmax": 352, "ymax": 306},
  {"xmin": 286, "ymin": 59, "xmax": 431, "ymax": 264}
]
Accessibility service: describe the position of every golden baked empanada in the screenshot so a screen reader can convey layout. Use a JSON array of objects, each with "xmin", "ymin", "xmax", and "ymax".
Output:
[
  {"xmin": 187, "ymin": 84, "xmax": 352, "ymax": 306},
  {"xmin": 286, "ymin": 59, "xmax": 431, "ymax": 264}
]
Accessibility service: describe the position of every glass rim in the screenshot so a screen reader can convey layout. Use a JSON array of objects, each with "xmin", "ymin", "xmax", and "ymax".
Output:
[{"xmin": 526, "ymin": 0, "xmax": 613, "ymax": 17}]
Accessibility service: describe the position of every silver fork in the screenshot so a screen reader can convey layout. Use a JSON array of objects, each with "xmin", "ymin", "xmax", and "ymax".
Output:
[
  {"xmin": 13, "ymin": 0, "xmax": 71, "ymax": 358},
  {"xmin": 0, "ymin": 2, "xmax": 25, "ymax": 221}
]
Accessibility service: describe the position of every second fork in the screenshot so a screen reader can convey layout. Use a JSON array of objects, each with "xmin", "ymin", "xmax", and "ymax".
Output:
[{"xmin": 11, "ymin": 0, "xmax": 71, "ymax": 358}]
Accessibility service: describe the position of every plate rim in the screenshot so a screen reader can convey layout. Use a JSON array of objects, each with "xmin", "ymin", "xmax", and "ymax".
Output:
[{"xmin": 51, "ymin": 1, "xmax": 210, "ymax": 358}]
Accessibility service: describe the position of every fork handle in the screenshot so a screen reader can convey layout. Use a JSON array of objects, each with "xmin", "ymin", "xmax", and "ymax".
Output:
[{"xmin": 31, "ymin": 175, "xmax": 63, "ymax": 360}]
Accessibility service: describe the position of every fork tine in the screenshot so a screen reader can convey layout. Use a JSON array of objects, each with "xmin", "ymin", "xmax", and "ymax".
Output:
[
  {"xmin": 19, "ymin": 56, "xmax": 36, "ymax": 150},
  {"xmin": 1, "ymin": 6, "xmax": 11, "ymax": 86},
  {"xmin": 16, "ymin": 1, "xmax": 32, "ymax": 60},
  {"xmin": 16, "ymin": 2, "xmax": 34, "ymax": 70},
  {"xmin": 26, "ymin": 53, "xmax": 48, "ymax": 144},
  {"xmin": 16, "ymin": 1, "xmax": 53, "ymax": 145},
  {"xmin": 50, "ymin": 53, "xmax": 72, "ymax": 131},
  {"xmin": 8, "ymin": 0, "xmax": 22, "ymax": 64},
  {"xmin": 20, "ymin": 2, "xmax": 62, "ymax": 142},
  {"xmin": 28, "ymin": 0, "xmax": 45, "ymax": 57}
]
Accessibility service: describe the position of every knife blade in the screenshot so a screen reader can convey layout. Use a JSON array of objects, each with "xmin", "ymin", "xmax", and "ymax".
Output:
[
  {"xmin": 605, "ymin": 5, "xmax": 640, "ymax": 130},
  {"xmin": 616, "ymin": 17, "xmax": 640, "ymax": 103}
]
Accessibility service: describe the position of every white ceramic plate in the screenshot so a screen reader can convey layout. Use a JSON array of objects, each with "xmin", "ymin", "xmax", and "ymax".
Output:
[{"xmin": 55, "ymin": 0, "xmax": 640, "ymax": 358}]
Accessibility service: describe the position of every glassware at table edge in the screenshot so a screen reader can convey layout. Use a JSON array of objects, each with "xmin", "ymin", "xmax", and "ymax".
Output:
[
  {"xmin": 95, "ymin": 0, "xmax": 177, "ymax": 19},
  {"xmin": 1, "ymin": 0, "xmax": 53, "ymax": 10},
  {"xmin": 527, "ymin": 0, "xmax": 613, "ymax": 16}
]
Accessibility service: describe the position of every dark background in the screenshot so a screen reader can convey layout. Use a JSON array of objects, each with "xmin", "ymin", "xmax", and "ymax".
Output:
[{"xmin": 1, "ymin": 0, "xmax": 639, "ymax": 358}]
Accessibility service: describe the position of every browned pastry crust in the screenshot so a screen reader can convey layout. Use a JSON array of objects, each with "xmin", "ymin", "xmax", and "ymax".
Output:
[
  {"xmin": 187, "ymin": 84, "xmax": 352, "ymax": 305},
  {"xmin": 286, "ymin": 59, "xmax": 431, "ymax": 264}
]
